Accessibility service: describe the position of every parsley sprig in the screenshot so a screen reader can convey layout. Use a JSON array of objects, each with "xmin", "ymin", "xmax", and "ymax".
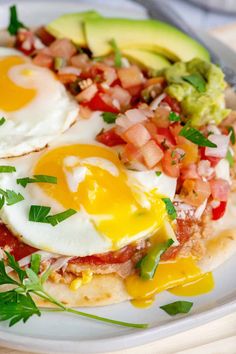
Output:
[
  {"xmin": 179, "ymin": 124, "xmax": 217, "ymax": 147},
  {"xmin": 0, "ymin": 252, "xmax": 148, "ymax": 328},
  {"xmin": 17, "ymin": 175, "xmax": 57, "ymax": 188},
  {"xmin": 29, "ymin": 205, "xmax": 77, "ymax": 226}
]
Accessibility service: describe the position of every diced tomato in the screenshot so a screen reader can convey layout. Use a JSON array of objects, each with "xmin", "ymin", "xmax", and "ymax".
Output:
[
  {"xmin": 123, "ymin": 123, "xmax": 151, "ymax": 148},
  {"xmin": 49, "ymin": 38, "xmax": 77, "ymax": 60},
  {"xmin": 180, "ymin": 163, "xmax": 199, "ymax": 180},
  {"xmin": 122, "ymin": 143, "xmax": 143, "ymax": 163},
  {"xmin": 127, "ymin": 84, "xmax": 143, "ymax": 97},
  {"xmin": 212, "ymin": 201, "xmax": 227, "ymax": 220},
  {"xmin": 36, "ymin": 27, "xmax": 55, "ymax": 46},
  {"xmin": 157, "ymin": 127, "xmax": 176, "ymax": 146},
  {"xmin": 70, "ymin": 54, "xmax": 91, "ymax": 71},
  {"xmin": 162, "ymin": 95, "xmax": 181, "ymax": 113},
  {"xmin": 181, "ymin": 179, "xmax": 211, "ymax": 207},
  {"xmin": 86, "ymin": 92, "xmax": 119, "ymax": 113},
  {"xmin": 15, "ymin": 30, "xmax": 36, "ymax": 56},
  {"xmin": 210, "ymin": 178, "xmax": 230, "ymax": 202},
  {"xmin": 178, "ymin": 142, "xmax": 199, "ymax": 166},
  {"xmin": 161, "ymin": 148, "xmax": 181, "ymax": 178},
  {"xmin": 144, "ymin": 77, "xmax": 165, "ymax": 88},
  {"xmin": 152, "ymin": 107, "xmax": 170, "ymax": 128},
  {"xmin": 117, "ymin": 66, "xmax": 143, "ymax": 89},
  {"xmin": 161, "ymin": 217, "xmax": 195, "ymax": 261},
  {"xmin": 70, "ymin": 245, "xmax": 135, "ymax": 265},
  {"xmin": 141, "ymin": 140, "xmax": 164, "ymax": 168},
  {"xmin": 33, "ymin": 52, "xmax": 53, "ymax": 68},
  {"xmin": 97, "ymin": 128, "xmax": 125, "ymax": 147},
  {"xmin": 0, "ymin": 224, "xmax": 36, "ymax": 261},
  {"xmin": 76, "ymin": 84, "xmax": 98, "ymax": 103},
  {"xmin": 200, "ymin": 147, "xmax": 221, "ymax": 167}
]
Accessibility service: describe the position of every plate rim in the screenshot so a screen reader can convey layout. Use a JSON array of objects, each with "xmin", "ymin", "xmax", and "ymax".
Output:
[{"xmin": 0, "ymin": 1, "xmax": 236, "ymax": 353}]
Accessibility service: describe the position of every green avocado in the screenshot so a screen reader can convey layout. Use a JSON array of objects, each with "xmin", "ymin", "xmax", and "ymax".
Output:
[
  {"xmin": 46, "ymin": 11, "xmax": 101, "ymax": 47},
  {"xmin": 122, "ymin": 49, "xmax": 171, "ymax": 70},
  {"xmin": 85, "ymin": 18, "xmax": 209, "ymax": 62},
  {"xmin": 164, "ymin": 58, "xmax": 230, "ymax": 126}
]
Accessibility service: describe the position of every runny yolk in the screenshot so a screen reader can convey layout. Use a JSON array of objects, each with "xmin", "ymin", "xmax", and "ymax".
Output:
[
  {"xmin": 125, "ymin": 257, "xmax": 214, "ymax": 304},
  {"xmin": 0, "ymin": 56, "xmax": 36, "ymax": 111},
  {"xmin": 34, "ymin": 144, "xmax": 167, "ymax": 248},
  {"xmin": 169, "ymin": 272, "xmax": 214, "ymax": 296}
]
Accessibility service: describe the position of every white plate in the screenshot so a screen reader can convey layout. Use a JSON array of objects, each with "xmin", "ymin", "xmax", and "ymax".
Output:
[{"xmin": 0, "ymin": 1, "xmax": 236, "ymax": 353}]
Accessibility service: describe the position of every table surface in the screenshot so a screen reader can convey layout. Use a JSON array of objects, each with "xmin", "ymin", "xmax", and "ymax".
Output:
[{"xmin": 1, "ymin": 2, "xmax": 236, "ymax": 354}]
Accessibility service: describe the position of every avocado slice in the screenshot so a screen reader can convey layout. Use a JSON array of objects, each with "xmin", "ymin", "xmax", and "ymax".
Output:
[
  {"xmin": 122, "ymin": 49, "xmax": 170, "ymax": 70},
  {"xmin": 85, "ymin": 18, "xmax": 210, "ymax": 62},
  {"xmin": 46, "ymin": 11, "xmax": 101, "ymax": 47}
]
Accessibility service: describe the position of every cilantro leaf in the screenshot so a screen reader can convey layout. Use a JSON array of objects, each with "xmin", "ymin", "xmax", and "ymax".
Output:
[
  {"xmin": 0, "ymin": 189, "xmax": 24, "ymax": 206},
  {"xmin": 110, "ymin": 39, "xmax": 122, "ymax": 68},
  {"xmin": 169, "ymin": 111, "xmax": 180, "ymax": 122},
  {"xmin": 155, "ymin": 171, "xmax": 162, "ymax": 177},
  {"xmin": 7, "ymin": 5, "xmax": 26, "ymax": 35},
  {"xmin": 160, "ymin": 301, "xmax": 193, "ymax": 316},
  {"xmin": 0, "ymin": 117, "xmax": 6, "ymax": 126},
  {"xmin": 5, "ymin": 251, "xmax": 26, "ymax": 283},
  {"xmin": 30, "ymin": 254, "xmax": 41, "ymax": 275},
  {"xmin": 47, "ymin": 209, "xmax": 77, "ymax": 226},
  {"xmin": 0, "ymin": 196, "xmax": 4, "ymax": 210},
  {"xmin": 0, "ymin": 293, "xmax": 41, "ymax": 327},
  {"xmin": 101, "ymin": 112, "xmax": 118, "ymax": 124},
  {"xmin": 29, "ymin": 205, "xmax": 51, "ymax": 223},
  {"xmin": 138, "ymin": 239, "xmax": 174, "ymax": 280},
  {"xmin": 162, "ymin": 198, "xmax": 177, "ymax": 220},
  {"xmin": 182, "ymin": 73, "xmax": 206, "ymax": 93},
  {"xmin": 179, "ymin": 124, "xmax": 217, "ymax": 147},
  {"xmin": 17, "ymin": 175, "xmax": 57, "ymax": 188},
  {"xmin": 227, "ymin": 126, "xmax": 235, "ymax": 145},
  {"xmin": 0, "ymin": 260, "xmax": 19, "ymax": 286},
  {"xmin": 0, "ymin": 166, "xmax": 16, "ymax": 173}
]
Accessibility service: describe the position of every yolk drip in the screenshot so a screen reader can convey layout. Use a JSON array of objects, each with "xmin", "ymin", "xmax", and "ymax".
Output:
[
  {"xmin": 0, "ymin": 56, "xmax": 36, "ymax": 112},
  {"xmin": 125, "ymin": 257, "xmax": 212, "ymax": 301},
  {"xmin": 169, "ymin": 272, "xmax": 214, "ymax": 296},
  {"xmin": 34, "ymin": 144, "xmax": 167, "ymax": 247}
]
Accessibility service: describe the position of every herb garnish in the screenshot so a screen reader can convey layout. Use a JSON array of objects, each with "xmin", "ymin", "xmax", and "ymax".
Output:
[
  {"xmin": 160, "ymin": 301, "xmax": 193, "ymax": 316},
  {"xmin": 0, "ymin": 166, "xmax": 16, "ymax": 173},
  {"xmin": 162, "ymin": 198, "xmax": 177, "ymax": 220},
  {"xmin": 169, "ymin": 111, "xmax": 180, "ymax": 122},
  {"xmin": 29, "ymin": 205, "xmax": 77, "ymax": 226},
  {"xmin": 138, "ymin": 239, "xmax": 174, "ymax": 280},
  {"xmin": 0, "ymin": 189, "xmax": 24, "ymax": 206},
  {"xmin": 101, "ymin": 112, "xmax": 118, "ymax": 124},
  {"xmin": 179, "ymin": 124, "xmax": 217, "ymax": 147},
  {"xmin": 155, "ymin": 171, "xmax": 162, "ymax": 177},
  {"xmin": 17, "ymin": 175, "xmax": 57, "ymax": 188},
  {"xmin": 30, "ymin": 254, "xmax": 41, "ymax": 275},
  {"xmin": 182, "ymin": 73, "xmax": 206, "ymax": 93},
  {"xmin": 0, "ymin": 252, "xmax": 148, "ymax": 328},
  {"xmin": 110, "ymin": 39, "xmax": 122, "ymax": 68},
  {"xmin": 227, "ymin": 126, "xmax": 235, "ymax": 145},
  {"xmin": 7, "ymin": 5, "xmax": 27, "ymax": 35},
  {"xmin": 0, "ymin": 117, "xmax": 6, "ymax": 126}
]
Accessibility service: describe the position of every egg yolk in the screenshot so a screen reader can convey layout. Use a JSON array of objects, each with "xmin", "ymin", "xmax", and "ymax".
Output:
[
  {"xmin": 34, "ymin": 144, "xmax": 167, "ymax": 247},
  {"xmin": 125, "ymin": 257, "xmax": 214, "ymax": 302},
  {"xmin": 0, "ymin": 56, "xmax": 36, "ymax": 111}
]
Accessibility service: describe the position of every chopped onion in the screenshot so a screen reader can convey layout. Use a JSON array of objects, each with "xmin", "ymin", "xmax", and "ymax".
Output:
[
  {"xmin": 126, "ymin": 108, "xmax": 147, "ymax": 123},
  {"xmin": 150, "ymin": 93, "xmax": 166, "ymax": 110},
  {"xmin": 49, "ymin": 256, "xmax": 74, "ymax": 273},
  {"xmin": 58, "ymin": 66, "xmax": 81, "ymax": 76},
  {"xmin": 197, "ymin": 160, "xmax": 214, "ymax": 177},
  {"xmin": 205, "ymin": 134, "xmax": 230, "ymax": 158},
  {"xmin": 195, "ymin": 198, "xmax": 207, "ymax": 219}
]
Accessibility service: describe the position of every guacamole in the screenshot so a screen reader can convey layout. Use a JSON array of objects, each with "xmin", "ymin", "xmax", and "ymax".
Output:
[{"xmin": 164, "ymin": 58, "xmax": 230, "ymax": 126}]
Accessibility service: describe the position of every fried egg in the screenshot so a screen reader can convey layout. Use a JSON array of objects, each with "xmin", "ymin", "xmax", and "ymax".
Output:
[
  {"xmin": 0, "ymin": 113, "xmax": 177, "ymax": 256},
  {"xmin": 0, "ymin": 48, "xmax": 78, "ymax": 158}
]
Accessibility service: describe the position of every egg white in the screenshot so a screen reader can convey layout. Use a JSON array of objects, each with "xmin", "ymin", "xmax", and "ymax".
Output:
[
  {"xmin": 0, "ymin": 48, "xmax": 78, "ymax": 158},
  {"xmin": 0, "ymin": 113, "xmax": 177, "ymax": 256}
]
